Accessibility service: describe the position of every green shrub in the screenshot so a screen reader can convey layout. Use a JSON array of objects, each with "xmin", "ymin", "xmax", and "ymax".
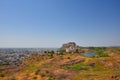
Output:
[
  {"xmin": 49, "ymin": 54, "xmax": 54, "ymax": 59},
  {"xmin": 58, "ymin": 52, "xmax": 64, "ymax": 55},
  {"xmin": 35, "ymin": 69, "xmax": 40, "ymax": 75},
  {"xmin": 44, "ymin": 51, "xmax": 47, "ymax": 53},
  {"xmin": 48, "ymin": 75, "xmax": 54, "ymax": 80},
  {"xmin": 40, "ymin": 73, "xmax": 45, "ymax": 77}
]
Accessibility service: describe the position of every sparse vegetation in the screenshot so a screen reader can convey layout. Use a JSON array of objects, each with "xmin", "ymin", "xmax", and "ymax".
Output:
[
  {"xmin": 10, "ymin": 78, "xmax": 16, "ymax": 80},
  {"xmin": 26, "ymin": 66, "xmax": 39, "ymax": 70},
  {"xmin": 92, "ymin": 48, "xmax": 109, "ymax": 57},
  {"xmin": 0, "ymin": 47, "xmax": 120, "ymax": 80}
]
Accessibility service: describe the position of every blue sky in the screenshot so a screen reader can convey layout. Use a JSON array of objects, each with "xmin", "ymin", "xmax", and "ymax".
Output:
[{"xmin": 0, "ymin": 0, "xmax": 120, "ymax": 47}]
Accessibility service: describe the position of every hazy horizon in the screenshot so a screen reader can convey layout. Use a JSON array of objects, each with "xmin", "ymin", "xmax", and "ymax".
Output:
[{"xmin": 0, "ymin": 0, "xmax": 120, "ymax": 48}]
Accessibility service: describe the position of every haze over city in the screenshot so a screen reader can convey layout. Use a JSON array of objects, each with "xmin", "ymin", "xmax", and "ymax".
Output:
[{"xmin": 0, "ymin": 0, "xmax": 120, "ymax": 48}]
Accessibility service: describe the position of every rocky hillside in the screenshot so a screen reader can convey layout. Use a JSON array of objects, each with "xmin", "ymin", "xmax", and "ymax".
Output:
[{"xmin": 0, "ymin": 48, "xmax": 120, "ymax": 80}]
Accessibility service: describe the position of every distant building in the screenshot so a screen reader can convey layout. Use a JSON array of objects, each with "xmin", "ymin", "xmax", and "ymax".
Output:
[{"xmin": 62, "ymin": 42, "xmax": 77, "ymax": 52}]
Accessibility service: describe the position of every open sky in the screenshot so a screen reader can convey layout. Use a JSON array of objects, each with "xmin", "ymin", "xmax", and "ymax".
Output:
[{"xmin": 0, "ymin": 0, "xmax": 120, "ymax": 48}]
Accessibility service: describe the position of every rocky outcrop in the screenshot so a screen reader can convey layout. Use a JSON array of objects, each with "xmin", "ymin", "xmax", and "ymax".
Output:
[{"xmin": 60, "ymin": 57, "xmax": 85, "ymax": 67}]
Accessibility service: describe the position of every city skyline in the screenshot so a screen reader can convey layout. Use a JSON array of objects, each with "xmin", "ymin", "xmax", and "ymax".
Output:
[{"xmin": 0, "ymin": 0, "xmax": 120, "ymax": 48}]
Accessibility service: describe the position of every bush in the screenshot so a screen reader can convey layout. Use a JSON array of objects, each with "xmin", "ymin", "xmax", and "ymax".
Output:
[
  {"xmin": 33, "ymin": 76, "xmax": 37, "ymax": 79},
  {"xmin": 48, "ymin": 75, "xmax": 54, "ymax": 80},
  {"xmin": 35, "ymin": 69, "xmax": 40, "ymax": 75},
  {"xmin": 50, "ymin": 50, "xmax": 55, "ymax": 54},
  {"xmin": 40, "ymin": 73, "xmax": 45, "ymax": 77},
  {"xmin": 44, "ymin": 51, "xmax": 47, "ymax": 53},
  {"xmin": 67, "ymin": 57, "xmax": 71, "ymax": 59},
  {"xmin": 58, "ymin": 52, "xmax": 64, "ymax": 55},
  {"xmin": 49, "ymin": 54, "xmax": 54, "ymax": 59},
  {"xmin": 46, "ymin": 70, "xmax": 49, "ymax": 73},
  {"xmin": 0, "ymin": 74, "xmax": 5, "ymax": 77}
]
